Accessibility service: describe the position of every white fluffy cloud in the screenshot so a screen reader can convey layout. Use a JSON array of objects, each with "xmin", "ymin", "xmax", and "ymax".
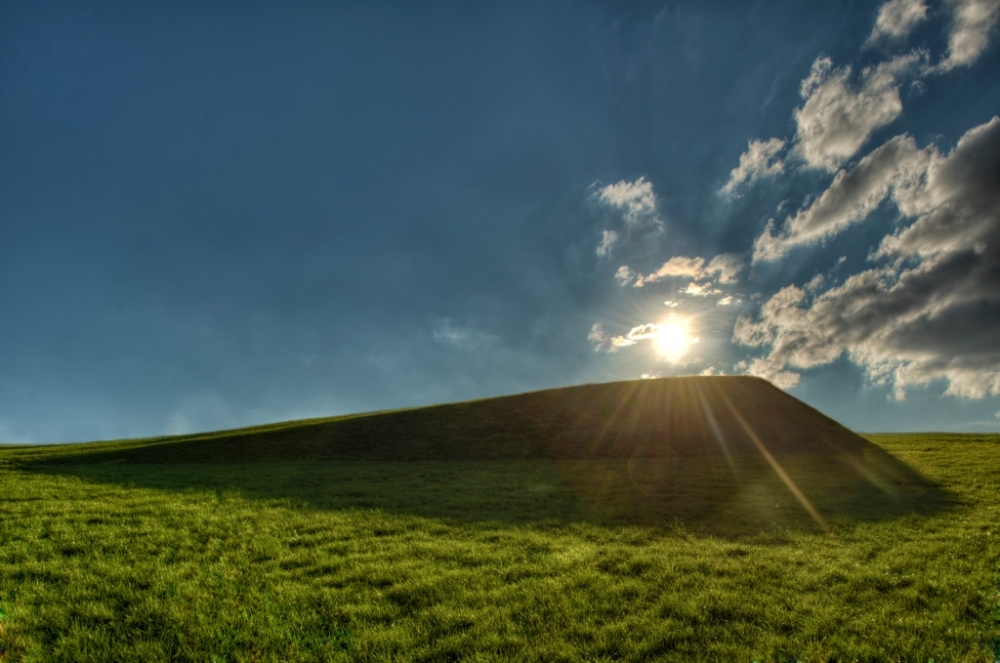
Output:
[
  {"xmin": 793, "ymin": 53, "xmax": 923, "ymax": 171},
  {"xmin": 720, "ymin": 138, "xmax": 786, "ymax": 194},
  {"xmin": 630, "ymin": 255, "xmax": 705, "ymax": 286},
  {"xmin": 621, "ymin": 253, "xmax": 745, "ymax": 288},
  {"xmin": 588, "ymin": 322, "xmax": 658, "ymax": 353},
  {"xmin": 682, "ymin": 282, "xmax": 722, "ymax": 297},
  {"xmin": 595, "ymin": 177, "xmax": 663, "ymax": 229},
  {"xmin": 754, "ymin": 133, "xmax": 934, "ymax": 261},
  {"xmin": 736, "ymin": 357, "xmax": 803, "ymax": 390},
  {"xmin": 939, "ymin": 0, "xmax": 1000, "ymax": 70},
  {"xmin": 614, "ymin": 265, "xmax": 636, "ymax": 285},
  {"xmin": 590, "ymin": 321, "xmax": 701, "ymax": 356},
  {"xmin": 737, "ymin": 117, "xmax": 1000, "ymax": 398},
  {"xmin": 867, "ymin": 0, "xmax": 928, "ymax": 44}
]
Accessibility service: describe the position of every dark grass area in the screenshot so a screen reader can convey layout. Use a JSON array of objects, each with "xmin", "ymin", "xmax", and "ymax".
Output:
[{"xmin": 19, "ymin": 450, "xmax": 951, "ymax": 534}]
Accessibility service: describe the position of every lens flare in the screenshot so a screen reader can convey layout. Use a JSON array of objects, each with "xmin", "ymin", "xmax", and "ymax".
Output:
[{"xmin": 654, "ymin": 320, "xmax": 692, "ymax": 362}]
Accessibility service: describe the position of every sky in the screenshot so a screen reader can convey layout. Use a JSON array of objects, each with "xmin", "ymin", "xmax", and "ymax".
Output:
[{"xmin": 1, "ymin": 0, "xmax": 999, "ymax": 443}]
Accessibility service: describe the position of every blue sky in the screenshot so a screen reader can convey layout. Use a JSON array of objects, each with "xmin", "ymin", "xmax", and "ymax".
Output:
[{"xmin": 2, "ymin": 0, "xmax": 998, "ymax": 443}]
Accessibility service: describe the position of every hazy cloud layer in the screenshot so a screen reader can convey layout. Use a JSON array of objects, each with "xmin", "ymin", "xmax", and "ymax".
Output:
[
  {"xmin": 737, "ymin": 117, "xmax": 1000, "ymax": 398},
  {"xmin": 720, "ymin": 138, "xmax": 786, "ymax": 194},
  {"xmin": 939, "ymin": 0, "xmax": 1000, "ymax": 70},
  {"xmin": 867, "ymin": 0, "xmax": 928, "ymax": 44},
  {"xmin": 793, "ymin": 53, "xmax": 922, "ymax": 171}
]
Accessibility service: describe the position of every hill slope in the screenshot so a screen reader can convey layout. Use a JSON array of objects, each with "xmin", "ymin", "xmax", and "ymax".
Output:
[{"xmin": 32, "ymin": 376, "xmax": 869, "ymax": 464}]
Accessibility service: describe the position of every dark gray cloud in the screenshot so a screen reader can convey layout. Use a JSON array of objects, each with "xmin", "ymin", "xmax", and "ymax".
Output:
[{"xmin": 736, "ymin": 116, "xmax": 1000, "ymax": 398}]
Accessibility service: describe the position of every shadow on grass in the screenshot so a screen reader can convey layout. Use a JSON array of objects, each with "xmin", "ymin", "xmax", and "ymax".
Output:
[{"xmin": 19, "ymin": 443, "xmax": 953, "ymax": 537}]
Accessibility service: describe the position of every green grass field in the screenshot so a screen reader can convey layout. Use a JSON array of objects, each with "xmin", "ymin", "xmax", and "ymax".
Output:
[{"xmin": 0, "ymin": 380, "xmax": 998, "ymax": 661}]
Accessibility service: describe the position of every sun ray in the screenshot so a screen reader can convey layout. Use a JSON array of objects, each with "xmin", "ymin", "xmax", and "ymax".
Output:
[{"xmin": 711, "ymin": 380, "xmax": 830, "ymax": 531}]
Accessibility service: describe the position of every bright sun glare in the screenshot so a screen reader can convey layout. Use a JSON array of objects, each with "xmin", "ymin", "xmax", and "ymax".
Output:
[{"xmin": 654, "ymin": 321, "xmax": 692, "ymax": 363}]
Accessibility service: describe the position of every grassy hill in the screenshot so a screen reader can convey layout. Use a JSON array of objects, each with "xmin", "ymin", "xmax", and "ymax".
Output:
[
  {"xmin": 18, "ymin": 376, "xmax": 868, "ymax": 464},
  {"xmin": 0, "ymin": 377, "xmax": 997, "ymax": 661}
]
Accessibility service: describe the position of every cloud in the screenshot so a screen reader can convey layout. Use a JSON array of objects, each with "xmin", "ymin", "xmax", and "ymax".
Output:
[
  {"xmin": 867, "ymin": 0, "xmax": 928, "ymax": 44},
  {"xmin": 595, "ymin": 177, "xmax": 663, "ymax": 229},
  {"xmin": 591, "ymin": 321, "xmax": 700, "ymax": 355},
  {"xmin": 633, "ymin": 256, "xmax": 706, "ymax": 286},
  {"xmin": 754, "ymin": 133, "xmax": 934, "ymax": 261},
  {"xmin": 717, "ymin": 295, "xmax": 741, "ymax": 306},
  {"xmin": 610, "ymin": 323, "xmax": 660, "ymax": 350},
  {"xmin": 939, "ymin": 0, "xmax": 1000, "ymax": 70},
  {"xmin": 630, "ymin": 253, "xmax": 745, "ymax": 287},
  {"xmin": 719, "ymin": 138, "xmax": 786, "ymax": 194},
  {"xmin": 793, "ymin": 53, "xmax": 923, "ymax": 171},
  {"xmin": 590, "ymin": 322, "xmax": 660, "ymax": 353},
  {"xmin": 433, "ymin": 321, "xmax": 496, "ymax": 351},
  {"xmin": 736, "ymin": 117, "xmax": 1000, "ymax": 399},
  {"xmin": 705, "ymin": 253, "xmax": 745, "ymax": 283},
  {"xmin": 596, "ymin": 229, "xmax": 619, "ymax": 257},
  {"xmin": 739, "ymin": 357, "xmax": 802, "ymax": 390},
  {"xmin": 804, "ymin": 274, "xmax": 826, "ymax": 292},
  {"xmin": 588, "ymin": 323, "xmax": 612, "ymax": 351},
  {"xmin": 682, "ymin": 282, "xmax": 721, "ymax": 297},
  {"xmin": 614, "ymin": 265, "xmax": 636, "ymax": 285},
  {"xmin": 877, "ymin": 116, "xmax": 1000, "ymax": 257}
]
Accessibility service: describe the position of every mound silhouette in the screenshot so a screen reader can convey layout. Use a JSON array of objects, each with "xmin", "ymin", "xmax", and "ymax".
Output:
[
  {"xmin": 26, "ymin": 376, "xmax": 947, "ymax": 532},
  {"xmin": 55, "ymin": 376, "xmax": 869, "ymax": 463}
]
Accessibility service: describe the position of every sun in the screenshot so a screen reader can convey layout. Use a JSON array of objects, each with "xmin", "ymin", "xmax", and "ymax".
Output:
[{"xmin": 654, "ymin": 320, "xmax": 693, "ymax": 362}]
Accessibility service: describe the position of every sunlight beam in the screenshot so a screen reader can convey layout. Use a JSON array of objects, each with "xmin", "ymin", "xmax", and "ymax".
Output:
[{"xmin": 711, "ymin": 382, "xmax": 830, "ymax": 532}]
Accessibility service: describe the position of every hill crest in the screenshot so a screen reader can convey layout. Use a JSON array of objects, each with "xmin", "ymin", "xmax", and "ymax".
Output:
[{"xmin": 37, "ymin": 376, "xmax": 869, "ymax": 464}]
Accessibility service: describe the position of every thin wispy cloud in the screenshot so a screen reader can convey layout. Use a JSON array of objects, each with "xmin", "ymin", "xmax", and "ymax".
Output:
[
  {"xmin": 620, "ymin": 253, "xmax": 745, "ymax": 288},
  {"xmin": 867, "ymin": 0, "xmax": 928, "ymax": 44},
  {"xmin": 595, "ymin": 229, "xmax": 619, "ymax": 257},
  {"xmin": 433, "ymin": 321, "xmax": 497, "ymax": 351},
  {"xmin": 592, "ymin": 177, "xmax": 664, "ymax": 257},
  {"xmin": 939, "ymin": 0, "xmax": 1000, "ymax": 70},
  {"xmin": 720, "ymin": 138, "xmax": 786, "ymax": 194},
  {"xmin": 595, "ymin": 177, "xmax": 663, "ymax": 229}
]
